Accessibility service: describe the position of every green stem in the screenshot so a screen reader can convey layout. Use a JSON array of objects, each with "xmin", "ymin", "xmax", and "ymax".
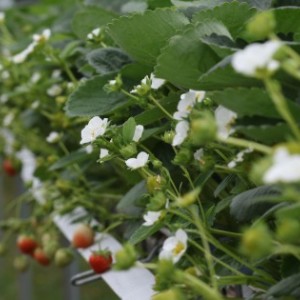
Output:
[
  {"xmin": 264, "ymin": 79, "xmax": 300, "ymax": 140},
  {"xmin": 148, "ymin": 95, "xmax": 174, "ymax": 120},
  {"xmin": 190, "ymin": 208, "xmax": 218, "ymax": 291},
  {"xmin": 210, "ymin": 228, "xmax": 242, "ymax": 239},
  {"xmin": 174, "ymin": 271, "xmax": 223, "ymax": 300},
  {"xmin": 219, "ymin": 136, "xmax": 272, "ymax": 154}
]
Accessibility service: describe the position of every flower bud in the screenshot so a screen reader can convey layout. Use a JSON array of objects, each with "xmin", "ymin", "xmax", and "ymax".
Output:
[
  {"xmin": 114, "ymin": 243, "xmax": 137, "ymax": 270},
  {"xmin": 276, "ymin": 218, "xmax": 300, "ymax": 244},
  {"xmin": 147, "ymin": 175, "xmax": 166, "ymax": 194},
  {"xmin": 173, "ymin": 148, "xmax": 192, "ymax": 165},
  {"xmin": 177, "ymin": 188, "xmax": 200, "ymax": 207},
  {"xmin": 241, "ymin": 222, "xmax": 273, "ymax": 259},
  {"xmin": 189, "ymin": 111, "xmax": 217, "ymax": 146},
  {"xmin": 105, "ymin": 74, "xmax": 123, "ymax": 93},
  {"xmin": 247, "ymin": 11, "xmax": 275, "ymax": 40},
  {"xmin": 162, "ymin": 131, "xmax": 175, "ymax": 144},
  {"xmin": 147, "ymin": 192, "xmax": 167, "ymax": 211},
  {"xmin": 120, "ymin": 143, "xmax": 137, "ymax": 158},
  {"xmin": 152, "ymin": 159, "xmax": 163, "ymax": 169},
  {"xmin": 14, "ymin": 256, "xmax": 30, "ymax": 272},
  {"xmin": 154, "ymin": 259, "xmax": 175, "ymax": 291}
]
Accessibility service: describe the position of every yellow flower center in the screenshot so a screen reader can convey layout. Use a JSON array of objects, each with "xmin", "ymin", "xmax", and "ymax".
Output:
[{"xmin": 172, "ymin": 242, "xmax": 185, "ymax": 255}]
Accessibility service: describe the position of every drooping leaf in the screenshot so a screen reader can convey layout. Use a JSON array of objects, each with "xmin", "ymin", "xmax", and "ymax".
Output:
[
  {"xmin": 72, "ymin": 6, "xmax": 117, "ymax": 39},
  {"xmin": 122, "ymin": 117, "xmax": 137, "ymax": 144},
  {"xmin": 49, "ymin": 150, "xmax": 90, "ymax": 171},
  {"xmin": 107, "ymin": 9, "xmax": 189, "ymax": 66},
  {"xmin": 129, "ymin": 222, "xmax": 163, "ymax": 245},
  {"xmin": 155, "ymin": 21, "xmax": 226, "ymax": 89},
  {"xmin": 192, "ymin": 2, "xmax": 256, "ymax": 38},
  {"xmin": 230, "ymin": 185, "xmax": 281, "ymax": 222},
  {"xmin": 66, "ymin": 75, "xmax": 127, "ymax": 117},
  {"xmin": 236, "ymin": 123, "xmax": 292, "ymax": 145},
  {"xmin": 87, "ymin": 47, "xmax": 132, "ymax": 75},
  {"xmin": 266, "ymin": 273, "xmax": 300, "ymax": 299},
  {"xmin": 198, "ymin": 56, "xmax": 261, "ymax": 90},
  {"xmin": 210, "ymin": 87, "xmax": 300, "ymax": 119},
  {"xmin": 116, "ymin": 181, "xmax": 146, "ymax": 217}
]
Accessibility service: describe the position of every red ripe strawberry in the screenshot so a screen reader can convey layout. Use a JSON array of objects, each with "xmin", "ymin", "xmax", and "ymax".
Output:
[
  {"xmin": 72, "ymin": 224, "xmax": 94, "ymax": 249},
  {"xmin": 17, "ymin": 235, "xmax": 38, "ymax": 255},
  {"xmin": 33, "ymin": 248, "xmax": 51, "ymax": 266},
  {"xmin": 3, "ymin": 159, "xmax": 17, "ymax": 176},
  {"xmin": 89, "ymin": 250, "xmax": 112, "ymax": 274}
]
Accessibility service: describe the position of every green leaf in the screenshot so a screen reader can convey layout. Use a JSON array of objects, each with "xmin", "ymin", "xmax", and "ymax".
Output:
[
  {"xmin": 148, "ymin": 0, "xmax": 172, "ymax": 9},
  {"xmin": 107, "ymin": 9, "xmax": 189, "ymax": 66},
  {"xmin": 236, "ymin": 123, "xmax": 292, "ymax": 145},
  {"xmin": 276, "ymin": 203, "xmax": 300, "ymax": 220},
  {"xmin": 230, "ymin": 185, "xmax": 281, "ymax": 222},
  {"xmin": 72, "ymin": 6, "xmax": 117, "ymax": 39},
  {"xmin": 273, "ymin": 7, "xmax": 300, "ymax": 41},
  {"xmin": 87, "ymin": 47, "xmax": 132, "ymax": 75},
  {"xmin": 266, "ymin": 273, "xmax": 300, "ymax": 299},
  {"xmin": 49, "ymin": 150, "xmax": 89, "ymax": 171},
  {"xmin": 122, "ymin": 117, "xmax": 137, "ymax": 144},
  {"xmin": 198, "ymin": 56, "xmax": 262, "ymax": 90},
  {"xmin": 243, "ymin": 0, "xmax": 272, "ymax": 9},
  {"xmin": 66, "ymin": 75, "xmax": 127, "ymax": 117},
  {"xmin": 155, "ymin": 22, "xmax": 225, "ymax": 89},
  {"xmin": 210, "ymin": 88, "xmax": 280, "ymax": 118},
  {"xmin": 116, "ymin": 181, "xmax": 146, "ymax": 217},
  {"xmin": 192, "ymin": 2, "xmax": 256, "ymax": 38},
  {"xmin": 129, "ymin": 222, "xmax": 163, "ymax": 245},
  {"xmin": 281, "ymin": 256, "xmax": 300, "ymax": 278}
]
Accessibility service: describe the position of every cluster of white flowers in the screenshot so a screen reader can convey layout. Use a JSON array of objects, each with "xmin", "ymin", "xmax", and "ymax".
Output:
[
  {"xmin": 263, "ymin": 147, "xmax": 300, "ymax": 183},
  {"xmin": 227, "ymin": 148, "xmax": 253, "ymax": 169},
  {"xmin": 172, "ymin": 90, "xmax": 205, "ymax": 147},
  {"xmin": 232, "ymin": 41, "xmax": 282, "ymax": 77},
  {"xmin": 131, "ymin": 73, "xmax": 165, "ymax": 94},
  {"xmin": 80, "ymin": 116, "xmax": 109, "ymax": 144},
  {"xmin": 159, "ymin": 229, "xmax": 188, "ymax": 263},
  {"xmin": 16, "ymin": 148, "xmax": 37, "ymax": 183},
  {"xmin": 214, "ymin": 106, "xmax": 237, "ymax": 139},
  {"xmin": 11, "ymin": 29, "xmax": 51, "ymax": 64},
  {"xmin": 125, "ymin": 151, "xmax": 149, "ymax": 170}
]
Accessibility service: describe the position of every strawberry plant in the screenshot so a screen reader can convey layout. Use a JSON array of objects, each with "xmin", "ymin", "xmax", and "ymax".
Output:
[{"xmin": 1, "ymin": 0, "xmax": 300, "ymax": 299}]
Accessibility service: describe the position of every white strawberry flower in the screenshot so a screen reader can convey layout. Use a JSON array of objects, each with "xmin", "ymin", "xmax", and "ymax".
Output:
[
  {"xmin": 227, "ymin": 148, "xmax": 253, "ymax": 169},
  {"xmin": 47, "ymin": 84, "xmax": 62, "ymax": 97},
  {"xmin": 215, "ymin": 106, "xmax": 237, "ymax": 139},
  {"xmin": 150, "ymin": 73, "xmax": 165, "ymax": 90},
  {"xmin": 263, "ymin": 148, "xmax": 300, "ymax": 183},
  {"xmin": 132, "ymin": 125, "xmax": 144, "ymax": 142},
  {"xmin": 16, "ymin": 148, "xmax": 37, "ymax": 183},
  {"xmin": 172, "ymin": 120, "xmax": 189, "ymax": 146},
  {"xmin": 194, "ymin": 148, "xmax": 204, "ymax": 161},
  {"xmin": 0, "ymin": 12, "xmax": 5, "ymax": 24},
  {"xmin": 30, "ymin": 72, "xmax": 41, "ymax": 83},
  {"xmin": 232, "ymin": 41, "xmax": 282, "ymax": 77},
  {"xmin": 142, "ymin": 211, "xmax": 162, "ymax": 226},
  {"xmin": 3, "ymin": 112, "xmax": 14, "ymax": 127},
  {"xmin": 46, "ymin": 131, "xmax": 60, "ymax": 143},
  {"xmin": 87, "ymin": 28, "xmax": 101, "ymax": 40},
  {"xmin": 85, "ymin": 145, "xmax": 93, "ymax": 154},
  {"xmin": 159, "ymin": 229, "xmax": 188, "ymax": 263},
  {"xmin": 0, "ymin": 94, "xmax": 8, "ymax": 103},
  {"xmin": 173, "ymin": 90, "xmax": 205, "ymax": 121},
  {"xmin": 80, "ymin": 116, "xmax": 109, "ymax": 144},
  {"xmin": 99, "ymin": 148, "xmax": 109, "ymax": 159},
  {"xmin": 32, "ymin": 28, "xmax": 51, "ymax": 43},
  {"xmin": 125, "ymin": 151, "xmax": 149, "ymax": 170}
]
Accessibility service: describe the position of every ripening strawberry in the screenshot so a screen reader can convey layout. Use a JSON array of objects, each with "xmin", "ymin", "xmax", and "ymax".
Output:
[
  {"xmin": 17, "ymin": 235, "xmax": 38, "ymax": 255},
  {"xmin": 13, "ymin": 256, "xmax": 30, "ymax": 272},
  {"xmin": 54, "ymin": 248, "xmax": 73, "ymax": 267},
  {"xmin": 72, "ymin": 224, "xmax": 94, "ymax": 249},
  {"xmin": 33, "ymin": 248, "xmax": 51, "ymax": 266},
  {"xmin": 89, "ymin": 250, "xmax": 112, "ymax": 273},
  {"xmin": 3, "ymin": 159, "xmax": 17, "ymax": 176}
]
